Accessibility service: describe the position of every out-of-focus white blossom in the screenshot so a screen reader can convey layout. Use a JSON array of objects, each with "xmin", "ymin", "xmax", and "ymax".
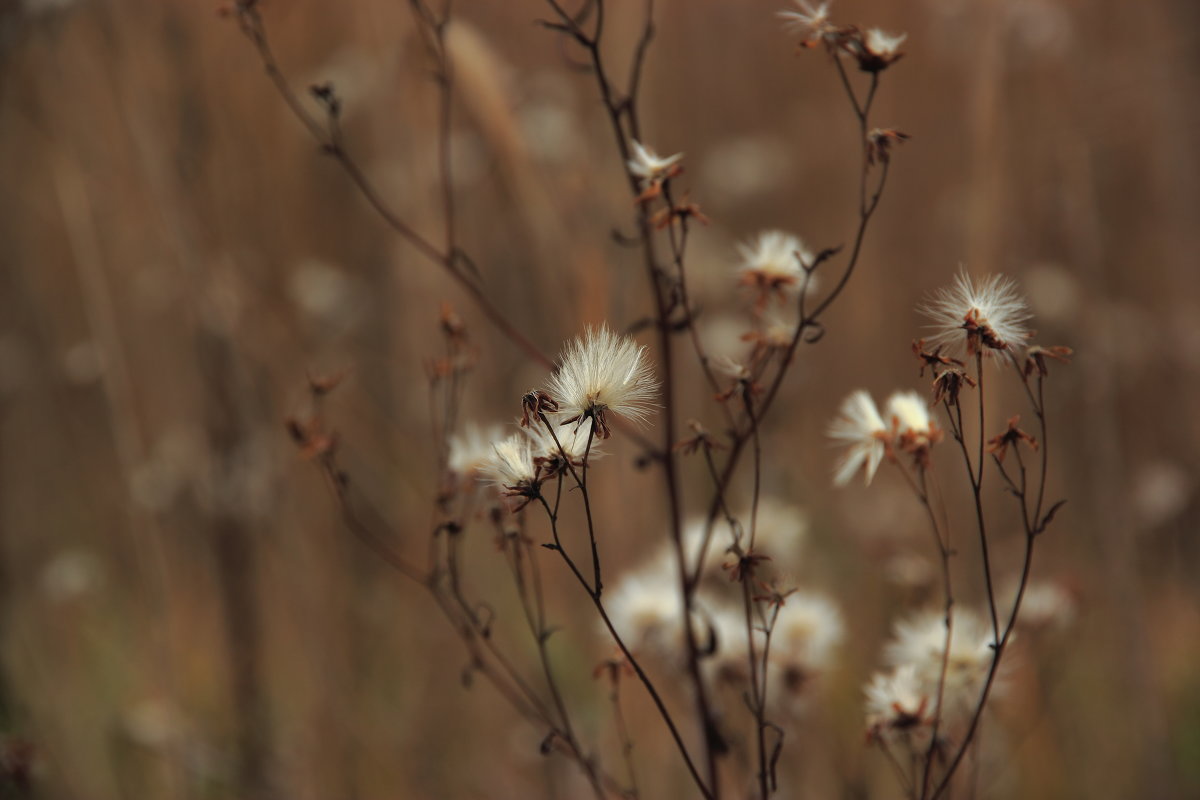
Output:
[
  {"xmin": 864, "ymin": 28, "xmax": 906, "ymax": 58},
  {"xmin": 449, "ymin": 422, "xmax": 506, "ymax": 478},
  {"xmin": 884, "ymin": 608, "xmax": 995, "ymax": 720},
  {"xmin": 829, "ymin": 390, "xmax": 887, "ymax": 486},
  {"xmin": 626, "ymin": 140, "xmax": 683, "ymax": 186},
  {"xmin": 778, "ymin": 1, "xmax": 838, "ymax": 46},
  {"xmin": 864, "ymin": 664, "xmax": 932, "ymax": 744},
  {"xmin": 1013, "ymin": 579, "xmax": 1076, "ymax": 633},
  {"xmin": 768, "ymin": 587, "xmax": 844, "ymax": 676},
  {"xmin": 737, "ymin": 230, "xmax": 815, "ymax": 298},
  {"xmin": 885, "ymin": 390, "xmax": 941, "ymax": 454},
  {"xmin": 606, "ymin": 566, "xmax": 685, "ymax": 661},
  {"xmin": 527, "ymin": 415, "xmax": 602, "ymax": 475}
]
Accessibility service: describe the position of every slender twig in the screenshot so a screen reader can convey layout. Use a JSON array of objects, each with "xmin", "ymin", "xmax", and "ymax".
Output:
[
  {"xmin": 608, "ymin": 669, "xmax": 641, "ymax": 799},
  {"xmin": 928, "ymin": 358, "xmax": 1062, "ymax": 799},
  {"xmin": 537, "ymin": 413, "xmax": 602, "ymax": 596},
  {"xmin": 536, "ymin": 496, "xmax": 715, "ymax": 800},
  {"xmin": 972, "ymin": 352, "xmax": 1001, "ymax": 641},
  {"xmin": 539, "ymin": 5, "xmax": 723, "ymax": 793},
  {"xmin": 504, "ymin": 520, "xmax": 606, "ymax": 800},
  {"xmin": 233, "ymin": 6, "xmax": 552, "ymax": 369}
]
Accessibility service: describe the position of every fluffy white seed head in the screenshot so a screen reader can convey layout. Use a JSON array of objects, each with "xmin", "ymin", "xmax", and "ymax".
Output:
[
  {"xmin": 885, "ymin": 391, "xmax": 933, "ymax": 436},
  {"xmin": 545, "ymin": 326, "xmax": 658, "ymax": 436},
  {"xmin": 1012, "ymin": 579, "xmax": 1076, "ymax": 633},
  {"xmin": 671, "ymin": 499, "xmax": 809, "ymax": 589},
  {"xmin": 526, "ymin": 415, "xmax": 603, "ymax": 474},
  {"xmin": 864, "ymin": 28, "xmax": 906, "ymax": 57},
  {"xmin": 449, "ymin": 422, "xmax": 505, "ymax": 478},
  {"xmin": 778, "ymin": 1, "xmax": 833, "ymax": 38},
  {"xmin": 921, "ymin": 271, "xmax": 1033, "ymax": 359},
  {"xmin": 829, "ymin": 390, "xmax": 887, "ymax": 486},
  {"xmin": 749, "ymin": 499, "xmax": 809, "ymax": 568},
  {"xmin": 737, "ymin": 230, "xmax": 815, "ymax": 293},
  {"xmin": 771, "ymin": 591, "xmax": 844, "ymax": 675},
  {"xmin": 864, "ymin": 664, "xmax": 932, "ymax": 744},
  {"xmin": 606, "ymin": 567, "xmax": 685, "ymax": 661},
  {"xmin": 884, "ymin": 608, "xmax": 995, "ymax": 720},
  {"xmin": 627, "ymin": 140, "xmax": 683, "ymax": 184},
  {"xmin": 483, "ymin": 434, "xmax": 538, "ymax": 495}
]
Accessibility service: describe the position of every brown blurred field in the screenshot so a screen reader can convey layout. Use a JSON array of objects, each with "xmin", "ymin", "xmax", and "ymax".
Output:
[{"xmin": 1, "ymin": 0, "xmax": 1199, "ymax": 798}]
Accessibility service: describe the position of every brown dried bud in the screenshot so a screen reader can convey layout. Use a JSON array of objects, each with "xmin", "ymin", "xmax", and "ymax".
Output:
[
  {"xmin": 1024, "ymin": 344, "xmax": 1073, "ymax": 377},
  {"xmin": 867, "ymin": 128, "xmax": 911, "ymax": 166},
  {"xmin": 987, "ymin": 415, "xmax": 1038, "ymax": 463},
  {"xmin": 520, "ymin": 390, "xmax": 560, "ymax": 428}
]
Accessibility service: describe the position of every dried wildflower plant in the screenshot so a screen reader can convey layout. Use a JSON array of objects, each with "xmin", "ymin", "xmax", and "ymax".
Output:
[
  {"xmin": 234, "ymin": 2, "xmax": 1069, "ymax": 799},
  {"xmin": 831, "ymin": 270, "xmax": 1070, "ymax": 798}
]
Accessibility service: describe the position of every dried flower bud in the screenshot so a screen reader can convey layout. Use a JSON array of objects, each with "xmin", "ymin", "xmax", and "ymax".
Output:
[
  {"xmin": 1024, "ymin": 344, "xmax": 1073, "ymax": 377},
  {"xmin": 849, "ymin": 28, "xmax": 906, "ymax": 72},
  {"xmin": 930, "ymin": 367, "xmax": 976, "ymax": 406},
  {"xmin": 866, "ymin": 128, "xmax": 910, "ymax": 166},
  {"xmin": 520, "ymin": 389, "xmax": 560, "ymax": 428},
  {"xmin": 987, "ymin": 415, "xmax": 1038, "ymax": 462}
]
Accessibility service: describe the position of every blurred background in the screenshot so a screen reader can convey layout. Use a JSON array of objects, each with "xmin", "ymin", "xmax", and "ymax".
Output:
[{"xmin": 1, "ymin": 0, "xmax": 1198, "ymax": 797}]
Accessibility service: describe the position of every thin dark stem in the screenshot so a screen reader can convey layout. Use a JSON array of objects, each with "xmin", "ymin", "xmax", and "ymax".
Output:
[
  {"xmin": 929, "ymin": 363, "xmax": 1061, "ymax": 798},
  {"xmin": 972, "ymin": 353, "xmax": 1001, "ymax": 641},
  {"xmin": 537, "ymin": 413, "xmax": 601, "ymax": 596},
  {"xmin": 744, "ymin": 394, "xmax": 763, "ymax": 552},
  {"xmin": 507, "ymin": 529, "xmax": 606, "ymax": 800},
  {"xmin": 234, "ymin": 7, "xmax": 553, "ymax": 370},
  {"xmin": 741, "ymin": 578, "xmax": 768, "ymax": 800},
  {"xmin": 610, "ymin": 674, "xmax": 641, "ymax": 799},
  {"xmin": 539, "ymin": 4, "xmax": 723, "ymax": 792},
  {"xmin": 536, "ymin": 496, "xmax": 715, "ymax": 800},
  {"xmin": 581, "ymin": 423, "xmax": 602, "ymax": 595},
  {"xmin": 878, "ymin": 740, "xmax": 915, "ymax": 798},
  {"xmin": 929, "ymin": 532, "xmax": 1035, "ymax": 800},
  {"xmin": 662, "ymin": 182, "xmax": 735, "ymax": 428},
  {"xmin": 898, "ymin": 463, "xmax": 955, "ymax": 799}
]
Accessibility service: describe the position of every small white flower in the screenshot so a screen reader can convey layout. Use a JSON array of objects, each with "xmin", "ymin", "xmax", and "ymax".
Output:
[
  {"xmin": 1012, "ymin": 579, "xmax": 1076, "ymax": 633},
  {"xmin": 864, "ymin": 28, "xmax": 906, "ymax": 58},
  {"xmin": 545, "ymin": 325, "xmax": 659, "ymax": 438},
  {"xmin": 626, "ymin": 140, "xmax": 683, "ymax": 185},
  {"xmin": 921, "ymin": 270, "xmax": 1033, "ymax": 358},
  {"xmin": 829, "ymin": 390, "xmax": 887, "ymax": 486},
  {"xmin": 884, "ymin": 390, "xmax": 941, "ymax": 454},
  {"xmin": 759, "ymin": 308, "xmax": 798, "ymax": 348},
  {"xmin": 885, "ymin": 390, "xmax": 933, "ymax": 436},
  {"xmin": 606, "ymin": 567, "xmax": 685, "ymax": 660},
  {"xmin": 884, "ymin": 608, "xmax": 994, "ymax": 717},
  {"xmin": 711, "ymin": 354, "xmax": 752, "ymax": 382},
  {"xmin": 483, "ymin": 433, "xmax": 540, "ymax": 500},
  {"xmin": 736, "ymin": 230, "xmax": 814, "ymax": 296},
  {"xmin": 778, "ymin": 1, "xmax": 833, "ymax": 41},
  {"xmin": 864, "ymin": 664, "xmax": 931, "ymax": 743},
  {"xmin": 527, "ymin": 415, "xmax": 602, "ymax": 474},
  {"xmin": 748, "ymin": 499, "xmax": 809, "ymax": 568},
  {"xmin": 449, "ymin": 422, "xmax": 505, "ymax": 477},
  {"xmin": 771, "ymin": 591, "xmax": 844, "ymax": 674}
]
